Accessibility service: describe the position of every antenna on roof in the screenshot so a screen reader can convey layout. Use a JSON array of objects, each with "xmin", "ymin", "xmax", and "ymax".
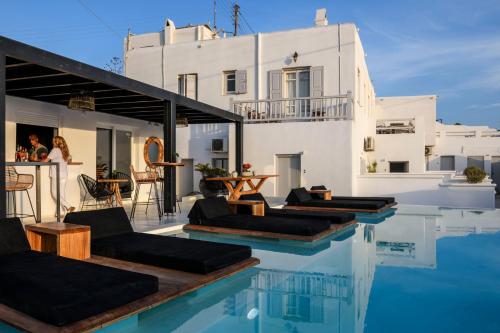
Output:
[
  {"xmin": 233, "ymin": 2, "xmax": 240, "ymax": 36},
  {"xmin": 213, "ymin": 0, "xmax": 217, "ymax": 32}
]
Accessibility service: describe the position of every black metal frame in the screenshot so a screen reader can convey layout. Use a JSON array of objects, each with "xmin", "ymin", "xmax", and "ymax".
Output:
[{"xmin": 0, "ymin": 36, "xmax": 244, "ymax": 218}]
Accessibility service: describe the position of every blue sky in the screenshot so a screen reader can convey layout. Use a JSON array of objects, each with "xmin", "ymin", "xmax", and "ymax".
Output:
[{"xmin": 1, "ymin": 0, "xmax": 499, "ymax": 128}]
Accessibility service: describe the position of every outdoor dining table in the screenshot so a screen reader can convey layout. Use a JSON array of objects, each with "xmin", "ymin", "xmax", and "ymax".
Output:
[
  {"xmin": 97, "ymin": 178, "xmax": 128, "ymax": 207},
  {"xmin": 5, "ymin": 161, "xmax": 60, "ymax": 223},
  {"xmin": 205, "ymin": 175, "xmax": 278, "ymax": 200}
]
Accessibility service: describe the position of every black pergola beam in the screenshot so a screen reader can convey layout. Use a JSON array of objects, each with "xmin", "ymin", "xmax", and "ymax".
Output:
[
  {"xmin": 164, "ymin": 99, "xmax": 176, "ymax": 214},
  {"xmin": 0, "ymin": 53, "xmax": 6, "ymax": 218}
]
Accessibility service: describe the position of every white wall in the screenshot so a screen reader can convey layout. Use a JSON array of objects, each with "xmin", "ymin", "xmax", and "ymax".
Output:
[{"xmin": 243, "ymin": 121, "xmax": 353, "ymax": 196}]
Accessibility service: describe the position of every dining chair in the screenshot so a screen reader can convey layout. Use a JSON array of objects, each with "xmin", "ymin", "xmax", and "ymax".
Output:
[{"xmin": 79, "ymin": 174, "xmax": 114, "ymax": 210}]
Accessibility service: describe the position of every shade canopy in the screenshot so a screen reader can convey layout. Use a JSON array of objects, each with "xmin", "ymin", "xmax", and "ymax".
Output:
[{"xmin": 0, "ymin": 36, "xmax": 242, "ymax": 124}]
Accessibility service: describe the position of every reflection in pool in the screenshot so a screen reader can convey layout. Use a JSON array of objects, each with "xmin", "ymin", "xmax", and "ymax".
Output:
[{"xmin": 96, "ymin": 205, "xmax": 500, "ymax": 333}]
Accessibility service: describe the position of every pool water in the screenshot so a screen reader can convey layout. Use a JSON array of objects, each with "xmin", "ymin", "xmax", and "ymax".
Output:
[{"xmin": 97, "ymin": 205, "xmax": 500, "ymax": 333}]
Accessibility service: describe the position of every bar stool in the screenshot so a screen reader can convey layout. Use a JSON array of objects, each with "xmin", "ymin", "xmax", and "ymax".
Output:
[
  {"xmin": 145, "ymin": 165, "xmax": 164, "ymax": 214},
  {"xmin": 5, "ymin": 166, "xmax": 36, "ymax": 220},
  {"xmin": 130, "ymin": 165, "xmax": 162, "ymax": 221}
]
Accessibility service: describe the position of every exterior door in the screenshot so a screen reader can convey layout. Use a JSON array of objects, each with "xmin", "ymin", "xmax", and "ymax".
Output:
[
  {"xmin": 284, "ymin": 69, "xmax": 310, "ymax": 116},
  {"xmin": 492, "ymin": 156, "xmax": 500, "ymax": 194},
  {"xmin": 176, "ymin": 158, "xmax": 194, "ymax": 197},
  {"xmin": 440, "ymin": 156, "xmax": 455, "ymax": 171},
  {"xmin": 277, "ymin": 154, "xmax": 301, "ymax": 197}
]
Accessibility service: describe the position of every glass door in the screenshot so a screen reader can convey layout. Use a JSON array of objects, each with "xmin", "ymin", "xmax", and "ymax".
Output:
[
  {"xmin": 284, "ymin": 69, "xmax": 310, "ymax": 117},
  {"xmin": 115, "ymin": 130, "xmax": 132, "ymax": 175},
  {"xmin": 96, "ymin": 128, "xmax": 112, "ymax": 178}
]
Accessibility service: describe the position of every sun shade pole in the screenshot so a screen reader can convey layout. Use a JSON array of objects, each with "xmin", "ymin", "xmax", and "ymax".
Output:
[
  {"xmin": 0, "ymin": 53, "xmax": 6, "ymax": 218},
  {"xmin": 236, "ymin": 120, "xmax": 243, "ymax": 173},
  {"xmin": 164, "ymin": 98, "xmax": 176, "ymax": 214}
]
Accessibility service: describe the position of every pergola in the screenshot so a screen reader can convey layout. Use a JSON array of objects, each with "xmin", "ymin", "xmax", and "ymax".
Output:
[{"xmin": 0, "ymin": 35, "xmax": 244, "ymax": 218}]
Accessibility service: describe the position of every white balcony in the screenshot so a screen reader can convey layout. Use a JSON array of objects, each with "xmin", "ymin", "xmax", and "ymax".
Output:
[{"xmin": 231, "ymin": 94, "xmax": 353, "ymax": 123}]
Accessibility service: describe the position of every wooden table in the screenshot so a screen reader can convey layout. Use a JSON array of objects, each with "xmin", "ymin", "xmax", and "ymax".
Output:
[
  {"xmin": 205, "ymin": 175, "xmax": 277, "ymax": 200},
  {"xmin": 152, "ymin": 162, "xmax": 185, "ymax": 167},
  {"xmin": 228, "ymin": 200, "xmax": 265, "ymax": 216},
  {"xmin": 25, "ymin": 223, "xmax": 90, "ymax": 260},
  {"xmin": 308, "ymin": 189, "xmax": 332, "ymax": 200},
  {"xmin": 97, "ymin": 178, "xmax": 128, "ymax": 206}
]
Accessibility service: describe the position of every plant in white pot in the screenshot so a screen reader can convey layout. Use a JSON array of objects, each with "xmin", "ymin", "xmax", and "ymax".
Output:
[{"xmin": 242, "ymin": 163, "xmax": 253, "ymax": 177}]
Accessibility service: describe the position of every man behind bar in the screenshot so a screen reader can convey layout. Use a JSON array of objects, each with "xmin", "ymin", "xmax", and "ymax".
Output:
[{"xmin": 28, "ymin": 134, "xmax": 48, "ymax": 161}]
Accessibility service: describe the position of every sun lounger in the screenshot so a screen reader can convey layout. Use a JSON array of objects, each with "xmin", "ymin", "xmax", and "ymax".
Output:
[
  {"xmin": 309, "ymin": 185, "xmax": 396, "ymax": 204},
  {"xmin": 185, "ymin": 197, "xmax": 352, "ymax": 242},
  {"xmin": 0, "ymin": 217, "xmax": 158, "ymax": 327},
  {"xmin": 238, "ymin": 192, "xmax": 355, "ymax": 224},
  {"xmin": 285, "ymin": 187, "xmax": 396, "ymax": 213},
  {"xmin": 64, "ymin": 207, "xmax": 252, "ymax": 274}
]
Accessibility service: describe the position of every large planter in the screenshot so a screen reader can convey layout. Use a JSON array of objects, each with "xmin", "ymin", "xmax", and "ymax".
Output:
[{"xmin": 199, "ymin": 178, "xmax": 227, "ymax": 198}]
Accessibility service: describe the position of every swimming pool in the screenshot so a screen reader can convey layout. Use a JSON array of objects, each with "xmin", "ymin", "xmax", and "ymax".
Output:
[
  {"xmin": 96, "ymin": 205, "xmax": 500, "ymax": 333},
  {"xmin": 3, "ymin": 205, "xmax": 499, "ymax": 333}
]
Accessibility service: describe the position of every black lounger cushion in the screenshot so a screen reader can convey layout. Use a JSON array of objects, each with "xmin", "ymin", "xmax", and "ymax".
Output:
[
  {"xmin": 238, "ymin": 193, "xmax": 355, "ymax": 224},
  {"xmin": 0, "ymin": 217, "xmax": 158, "ymax": 327},
  {"xmin": 92, "ymin": 232, "xmax": 251, "ymax": 274},
  {"xmin": 204, "ymin": 214, "xmax": 330, "ymax": 236},
  {"xmin": 267, "ymin": 208, "xmax": 355, "ymax": 224},
  {"xmin": 0, "ymin": 217, "xmax": 31, "ymax": 255},
  {"xmin": 0, "ymin": 251, "xmax": 158, "ymax": 327},
  {"xmin": 329, "ymin": 196, "xmax": 395, "ymax": 205},
  {"xmin": 66, "ymin": 208, "xmax": 251, "ymax": 274},
  {"xmin": 188, "ymin": 197, "xmax": 233, "ymax": 224},
  {"xmin": 289, "ymin": 199, "xmax": 386, "ymax": 210},
  {"xmin": 64, "ymin": 207, "xmax": 133, "ymax": 240},
  {"xmin": 286, "ymin": 187, "xmax": 313, "ymax": 204}
]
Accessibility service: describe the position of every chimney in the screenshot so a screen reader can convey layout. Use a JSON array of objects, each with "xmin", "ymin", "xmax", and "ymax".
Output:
[{"xmin": 314, "ymin": 8, "xmax": 328, "ymax": 26}]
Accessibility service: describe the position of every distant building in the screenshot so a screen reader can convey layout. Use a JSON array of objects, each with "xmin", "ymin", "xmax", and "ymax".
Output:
[{"xmin": 125, "ymin": 9, "xmax": 499, "ymax": 207}]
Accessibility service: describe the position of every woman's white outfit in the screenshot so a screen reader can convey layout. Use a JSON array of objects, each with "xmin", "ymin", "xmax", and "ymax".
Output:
[{"xmin": 48, "ymin": 148, "xmax": 71, "ymax": 212}]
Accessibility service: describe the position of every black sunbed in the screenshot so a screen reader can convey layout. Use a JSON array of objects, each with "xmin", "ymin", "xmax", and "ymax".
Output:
[
  {"xmin": 187, "ymin": 197, "xmax": 332, "ymax": 238},
  {"xmin": 309, "ymin": 185, "xmax": 395, "ymax": 204},
  {"xmin": 0, "ymin": 217, "xmax": 158, "ymax": 327},
  {"xmin": 238, "ymin": 192, "xmax": 355, "ymax": 224},
  {"xmin": 286, "ymin": 187, "xmax": 394, "ymax": 212},
  {"xmin": 64, "ymin": 207, "xmax": 251, "ymax": 274}
]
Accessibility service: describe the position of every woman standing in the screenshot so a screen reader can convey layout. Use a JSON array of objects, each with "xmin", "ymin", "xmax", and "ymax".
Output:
[{"xmin": 43, "ymin": 136, "xmax": 75, "ymax": 214}]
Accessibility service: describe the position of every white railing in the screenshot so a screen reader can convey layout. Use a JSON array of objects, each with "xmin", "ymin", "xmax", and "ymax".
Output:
[{"xmin": 232, "ymin": 94, "xmax": 353, "ymax": 123}]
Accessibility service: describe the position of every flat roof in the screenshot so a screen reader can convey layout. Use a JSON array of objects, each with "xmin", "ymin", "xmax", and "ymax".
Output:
[{"xmin": 0, "ymin": 35, "xmax": 242, "ymax": 124}]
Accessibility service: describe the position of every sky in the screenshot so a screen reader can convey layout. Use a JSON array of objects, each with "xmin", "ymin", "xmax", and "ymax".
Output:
[{"xmin": 0, "ymin": 0, "xmax": 499, "ymax": 128}]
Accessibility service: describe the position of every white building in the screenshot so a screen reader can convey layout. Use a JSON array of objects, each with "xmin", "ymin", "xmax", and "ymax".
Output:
[{"xmin": 124, "ymin": 9, "xmax": 499, "ymax": 208}]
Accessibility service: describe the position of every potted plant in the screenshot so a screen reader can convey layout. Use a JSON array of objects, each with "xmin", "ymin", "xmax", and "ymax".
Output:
[
  {"xmin": 367, "ymin": 161, "xmax": 377, "ymax": 173},
  {"xmin": 242, "ymin": 163, "xmax": 253, "ymax": 177},
  {"xmin": 463, "ymin": 166, "xmax": 486, "ymax": 184},
  {"xmin": 195, "ymin": 163, "xmax": 228, "ymax": 198}
]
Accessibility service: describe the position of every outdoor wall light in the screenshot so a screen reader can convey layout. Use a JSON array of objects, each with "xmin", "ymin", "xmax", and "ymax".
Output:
[
  {"xmin": 292, "ymin": 51, "xmax": 299, "ymax": 62},
  {"xmin": 68, "ymin": 90, "xmax": 95, "ymax": 111}
]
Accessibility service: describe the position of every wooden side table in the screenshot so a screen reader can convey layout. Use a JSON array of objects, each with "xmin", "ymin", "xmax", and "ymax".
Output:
[
  {"xmin": 308, "ymin": 189, "xmax": 332, "ymax": 200},
  {"xmin": 25, "ymin": 223, "xmax": 91, "ymax": 260},
  {"xmin": 228, "ymin": 200, "xmax": 265, "ymax": 216}
]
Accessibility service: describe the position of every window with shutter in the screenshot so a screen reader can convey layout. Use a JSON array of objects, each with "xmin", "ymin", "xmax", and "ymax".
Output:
[
  {"xmin": 268, "ymin": 70, "xmax": 282, "ymax": 99},
  {"xmin": 224, "ymin": 71, "xmax": 236, "ymax": 94},
  {"xmin": 310, "ymin": 66, "xmax": 324, "ymax": 98},
  {"xmin": 235, "ymin": 70, "xmax": 247, "ymax": 94}
]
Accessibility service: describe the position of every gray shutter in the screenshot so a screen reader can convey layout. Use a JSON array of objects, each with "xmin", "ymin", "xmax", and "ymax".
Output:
[
  {"xmin": 268, "ymin": 70, "xmax": 282, "ymax": 99},
  {"xmin": 310, "ymin": 66, "xmax": 324, "ymax": 97},
  {"xmin": 235, "ymin": 70, "xmax": 247, "ymax": 94}
]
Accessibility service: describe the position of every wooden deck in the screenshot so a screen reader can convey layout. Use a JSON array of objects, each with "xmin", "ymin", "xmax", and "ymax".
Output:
[
  {"xmin": 0, "ymin": 256, "xmax": 260, "ymax": 333},
  {"xmin": 183, "ymin": 220, "xmax": 357, "ymax": 242},
  {"xmin": 284, "ymin": 202, "xmax": 398, "ymax": 213}
]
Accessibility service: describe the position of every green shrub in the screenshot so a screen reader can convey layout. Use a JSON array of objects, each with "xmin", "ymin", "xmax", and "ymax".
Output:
[{"xmin": 463, "ymin": 166, "xmax": 486, "ymax": 184}]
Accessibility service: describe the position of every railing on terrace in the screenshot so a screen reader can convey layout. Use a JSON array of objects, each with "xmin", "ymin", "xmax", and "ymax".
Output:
[{"xmin": 231, "ymin": 94, "xmax": 353, "ymax": 123}]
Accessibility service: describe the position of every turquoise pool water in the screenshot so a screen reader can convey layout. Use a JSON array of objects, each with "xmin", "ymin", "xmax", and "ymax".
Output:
[
  {"xmin": 97, "ymin": 205, "xmax": 500, "ymax": 333},
  {"xmin": 2, "ymin": 205, "xmax": 499, "ymax": 333}
]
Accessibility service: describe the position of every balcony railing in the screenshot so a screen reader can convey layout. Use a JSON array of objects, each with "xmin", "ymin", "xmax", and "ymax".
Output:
[{"xmin": 231, "ymin": 94, "xmax": 353, "ymax": 123}]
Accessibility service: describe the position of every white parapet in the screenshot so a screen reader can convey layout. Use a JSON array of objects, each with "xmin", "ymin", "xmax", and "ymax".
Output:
[{"xmin": 357, "ymin": 173, "xmax": 496, "ymax": 209}]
